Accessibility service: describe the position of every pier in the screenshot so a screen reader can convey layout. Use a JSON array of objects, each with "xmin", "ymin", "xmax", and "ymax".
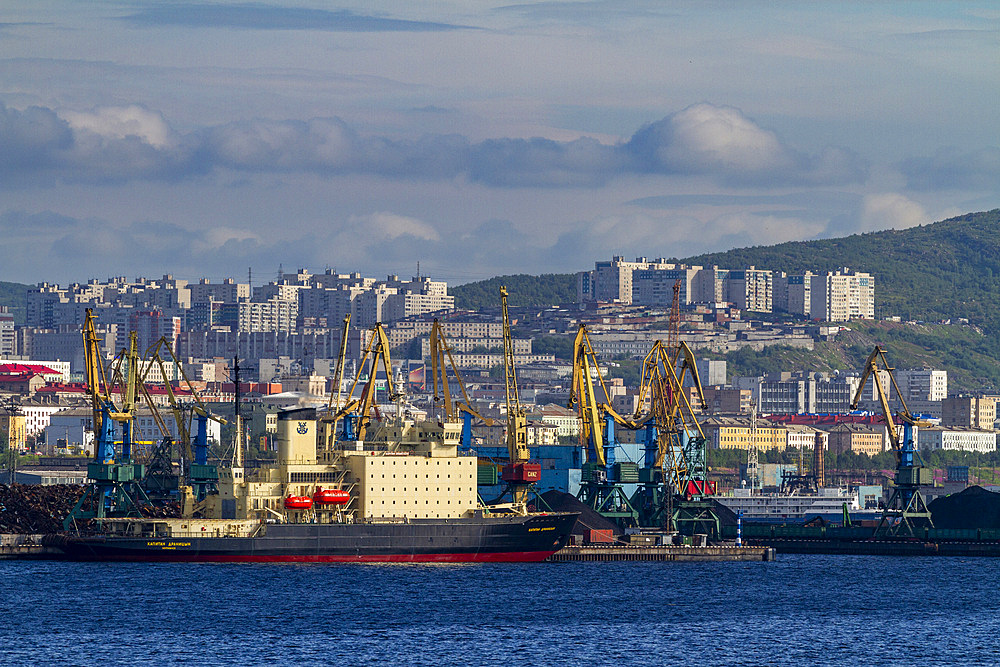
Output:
[{"xmin": 548, "ymin": 544, "xmax": 776, "ymax": 562}]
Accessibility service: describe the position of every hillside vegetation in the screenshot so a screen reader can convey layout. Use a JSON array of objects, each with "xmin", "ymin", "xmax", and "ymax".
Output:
[
  {"xmin": 0, "ymin": 281, "xmax": 29, "ymax": 325},
  {"xmin": 711, "ymin": 320, "xmax": 1000, "ymax": 393},
  {"xmin": 451, "ymin": 273, "xmax": 575, "ymax": 311},
  {"xmin": 685, "ymin": 209, "xmax": 1000, "ymax": 328},
  {"xmin": 452, "ymin": 209, "xmax": 1000, "ymax": 392}
]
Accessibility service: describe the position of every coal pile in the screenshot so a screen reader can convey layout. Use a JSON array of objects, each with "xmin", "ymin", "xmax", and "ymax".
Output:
[
  {"xmin": 711, "ymin": 500, "xmax": 739, "ymax": 527},
  {"xmin": 0, "ymin": 484, "xmax": 85, "ymax": 534},
  {"xmin": 929, "ymin": 485, "xmax": 1000, "ymax": 530},
  {"xmin": 538, "ymin": 490, "xmax": 623, "ymax": 537}
]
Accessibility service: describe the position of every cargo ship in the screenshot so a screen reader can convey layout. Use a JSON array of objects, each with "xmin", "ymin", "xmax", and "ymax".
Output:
[{"xmin": 46, "ymin": 407, "xmax": 577, "ymax": 563}]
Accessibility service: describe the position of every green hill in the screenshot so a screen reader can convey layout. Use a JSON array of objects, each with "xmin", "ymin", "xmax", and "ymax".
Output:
[
  {"xmin": 0, "ymin": 281, "xmax": 29, "ymax": 325},
  {"xmin": 451, "ymin": 273, "xmax": 575, "ymax": 311},
  {"xmin": 683, "ymin": 209, "xmax": 1000, "ymax": 329},
  {"xmin": 449, "ymin": 209, "xmax": 1000, "ymax": 392}
]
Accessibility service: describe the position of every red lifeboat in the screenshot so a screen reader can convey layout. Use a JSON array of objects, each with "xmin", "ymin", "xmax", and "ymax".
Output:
[
  {"xmin": 284, "ymin": 495, "xmax": 313, "ymax": 510},
  {"xmin": 313, "ymin": 488, "xmax": 351, "ymax": 505}
]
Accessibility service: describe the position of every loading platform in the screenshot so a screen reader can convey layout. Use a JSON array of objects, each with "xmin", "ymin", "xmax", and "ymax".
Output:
[{"xmin": 548, "ymin": 544, "xmax": 775, "ymax": 562}]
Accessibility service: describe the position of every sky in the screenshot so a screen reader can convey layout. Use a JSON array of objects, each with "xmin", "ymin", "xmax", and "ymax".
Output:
[{"xmin": 1, "ymin": 1, "xmax": 998, "ymax": 286}]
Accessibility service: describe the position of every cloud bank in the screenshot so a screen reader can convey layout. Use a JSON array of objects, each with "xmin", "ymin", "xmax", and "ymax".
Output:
[
  {"xmin": 123, "ymin": 4, "xmax": 469, "ymax": 32},
  {"xmin": 0, "ymin": 101, "xmax": 869, "ymax": 190}
]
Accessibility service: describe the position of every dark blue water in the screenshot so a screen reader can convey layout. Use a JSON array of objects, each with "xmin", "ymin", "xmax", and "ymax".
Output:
[{"xmin": 2, "ymin": 556, "xmax": 996, "ymax": 665}]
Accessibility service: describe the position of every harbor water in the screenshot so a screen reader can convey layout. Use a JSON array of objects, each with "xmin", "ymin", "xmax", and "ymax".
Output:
[{"xmin": 2, "ymin": 555, "xmax": 996, "ymax": 665}]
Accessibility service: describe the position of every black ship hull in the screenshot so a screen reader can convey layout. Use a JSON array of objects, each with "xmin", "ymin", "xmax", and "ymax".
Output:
[{"xmin": 45, "ymin": 512, "xmax": 578, "ymax": 563}]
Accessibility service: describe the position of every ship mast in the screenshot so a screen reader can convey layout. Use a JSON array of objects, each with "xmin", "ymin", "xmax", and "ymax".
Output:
[{"xmin": 231, "ymin": 356, "xmax": 244, "ymax": 470}]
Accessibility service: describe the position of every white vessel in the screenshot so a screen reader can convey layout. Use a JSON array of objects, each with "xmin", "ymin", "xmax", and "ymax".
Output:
[{"xmin": 716, "ymin": 486, "xmax": 878, "ymax": 523}]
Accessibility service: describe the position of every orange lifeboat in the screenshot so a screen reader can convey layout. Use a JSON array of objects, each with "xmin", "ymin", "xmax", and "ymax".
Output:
[
  {"xmin": 284, "ymin": 495, "xmax": 313, "ymax": 510},
  {"xmin": 313, "ymin": 488, "xmax": 351, "ymax": 505}
]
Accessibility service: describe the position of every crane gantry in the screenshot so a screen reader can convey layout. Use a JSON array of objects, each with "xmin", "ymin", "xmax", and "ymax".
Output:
[{"xmin": 851, "ymin": 346, "xmax": 933, "ymax": 537}]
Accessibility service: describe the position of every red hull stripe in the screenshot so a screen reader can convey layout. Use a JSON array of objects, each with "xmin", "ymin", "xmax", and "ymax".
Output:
[{"xmin": 78, "ymin": 550, "xmax": 560, "ymax": 563}]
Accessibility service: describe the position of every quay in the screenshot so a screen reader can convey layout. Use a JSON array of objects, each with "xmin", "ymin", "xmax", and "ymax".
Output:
[
  {"xmin": 0, "ymin": 534, "xmax": 62, "ymax": 559},
  {"xmin": 548, "ymin": 544, "xmax": 776, "ymax": 562}
]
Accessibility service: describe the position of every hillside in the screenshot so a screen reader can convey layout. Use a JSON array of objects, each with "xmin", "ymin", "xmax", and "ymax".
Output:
[
  {"xmin": 451, "ymin": 210, "xmax": 1000, "ymax": 331},
  {"xmin": 451, "ymin": 273, "xmax": 575, "ymax": 311},
  {"xmin": 713, "ymin": 320, "xmax": 1000, "ymax": 393},
  {"xmin": 684, "ymin": 209, "xmax": 1000, "ymax": 329},
  {"xmin": 448, "ymin": 210, "xmax": 1000, "ymax": 392},
  {"xmin": 0, "ymin": 281, "xmax": 29, "ymax": 325}
]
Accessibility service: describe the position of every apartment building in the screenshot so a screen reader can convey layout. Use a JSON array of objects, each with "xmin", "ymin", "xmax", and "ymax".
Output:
[
  {"xmin": 827, "ymin": 423, "xmax": 888, "ymax": 456},
  {"xmin": 809, "ymin": 268, "xmax": 875, "ymax": 322},
  {"xmin": 701, "ymin": 416, "xmax": 787, "ymax": 451},
  {"xmin": 941, "ymin": 396, "xmax": 998, "ymax": 430}
]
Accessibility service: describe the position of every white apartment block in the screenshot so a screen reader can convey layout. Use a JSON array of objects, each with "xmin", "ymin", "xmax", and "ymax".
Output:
[
  {"xmin": 388, "ymin": 321, "xmax": 503, "ymax": 350},
  {"xmin": 786, "ymin": 425, "xmax": 827, "ymax": 451},
  {"xmin": 20, "ymin": 403, "xmax": 65, "ymax": 435},
  {"xmin": 918, "ymin": 427, "xmax": 996, "ymax": 453},
  {"xmin": 809, "ymin": 268, "xmax": 875, "ymax": 322},
  {"xmin": 420, "ymin": 337, "xmax": 531, "ymax": 357},
  {"xmin": 895, "ymin": 369, "xmax": 948, "ymax": 402},
  {"xmin": 582, "ymin": 257, "xmax": 874, "ymax": 323},
  {"xmin": 433, "ymin": 352, "xmax": 555, "ymax": 369}
]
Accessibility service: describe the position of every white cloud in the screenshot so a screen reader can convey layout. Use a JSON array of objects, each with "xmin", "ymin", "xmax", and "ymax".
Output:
[
  {"xmin": 661, "ymin": 104, "xmax": 795, "ymax": 174},
  {"xmin": 61, "ymin": 105, "xmax": 176, "ymax": 149},
  {"xmin": 860, "ymin": 193, "xmax": 930, "ymax": 231},
  {"xmin": 353, "ymin": 212, "xmax": 441, "ymax": 242}
]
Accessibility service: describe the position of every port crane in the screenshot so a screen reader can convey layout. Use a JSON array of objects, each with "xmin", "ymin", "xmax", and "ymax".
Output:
[
  {"xmin": 330, "ymin": 323, "xmax": 400, "ymax": 443},
  {"xmin": 497, "ymin": 287, "xmax": 540, "ymax": 509},
  {"xmin": 320, "ymin": 314, "xmax": 352, "ymax": 449},
  {"xmin": 428, "ymin": 318, "xmax": 492, "ymax": 449},
  {"xmin": 567, "ymin": 323, "xmax": 643, "ymax": 526},
  {"xmin": 65, "ymin": 310, "xmax": 152, "ymax": 530},
  {"xmin": 140, "ymin": 336, "xmax": 227, "ymax": 506},
  {"xmin": 851, "ymin": 346, "xmax": 933, "ymax": 537},
  {"xmin": 629, "ymin": 339, "xmax": 718, "ymax": 533}
]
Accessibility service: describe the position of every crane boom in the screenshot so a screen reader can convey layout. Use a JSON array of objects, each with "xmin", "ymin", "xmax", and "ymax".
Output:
[
  {"xmin": 498, "ymin": 287, "xmax": 536, "ymax": 507},
  {"xmin": 330, "ymin": 323, "xmax": 398, "ymax": 442},
  {"xmin": 500, "ymin": 287, "xmax": 529, "ymax": 465}
]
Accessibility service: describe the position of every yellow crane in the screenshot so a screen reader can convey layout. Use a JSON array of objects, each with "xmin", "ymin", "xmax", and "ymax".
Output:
[
  {"xmin": 498, "ymin": 287, "xmax": 538, "ymax": 507},
  {"xmin": 428, "ymin": 318, "xmax": 492, "ymax": 446},
  {"xmin": 329, "ymin": 323, "xmax": 399, "ymax": 442},
  {"xmin": 567, "ymin": 323, "xmax": 645, "ymax": 525},
  {"xmin": 65, "ymin": 310, "xmax": 150, "ymax": 529},
  {"xmin": 850, "ymin": 346, "xmax": 933, "ymax": 536},
  {"xmin": 320, "ymin": 314, "xmax": 352, "ymax": 449}
]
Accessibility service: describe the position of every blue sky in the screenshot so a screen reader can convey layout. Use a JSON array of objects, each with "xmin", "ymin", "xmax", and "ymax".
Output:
[{"xmin": 1, "ymin": 1, "xmax": 998, "ymax": 285}]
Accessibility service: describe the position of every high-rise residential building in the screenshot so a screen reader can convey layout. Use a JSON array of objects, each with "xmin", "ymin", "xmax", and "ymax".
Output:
[
  {"xmin": 773, "ymin": 272, "xmax": 814, "ymax": 316},
  {"xmin": 725, "ymin": 267, "xmax": 772, "ymax": 312},
  {"xmin": 577, "ymin": 256, "xmax": 676, "ymax": 304},
  {"xmin": 0, "ymin": 307, "xmax": 14, "ymax": 357},
  {"xmin": 189, "ymin": 277, "xmax": 251, "ymax": 304},
  {"xmin": 809, "ymin": 268, "xmax": 875, "ymax": 322},
  {"xmin": 895, "ymin": 369, "xmax": 948, "ymax": 402}
]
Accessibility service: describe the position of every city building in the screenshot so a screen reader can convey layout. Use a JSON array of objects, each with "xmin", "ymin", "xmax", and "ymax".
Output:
[
  {"xmin": 809, "ymin": 268, "xmax": 875, "ymax": 322},
  {"xmin": 941, "ymin": 396, "xmax": 998, "ymax": 430},
  {"xmin": 701, "ymin": 416, "xmax": 787, "ymax": 451},
  {"xmin": 918, "ymin": 426, "xmax": 996, "ymax": 453},
  {"xmin": 826, "ymin": 423, "xmax": 888, "ymax": 456}
]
